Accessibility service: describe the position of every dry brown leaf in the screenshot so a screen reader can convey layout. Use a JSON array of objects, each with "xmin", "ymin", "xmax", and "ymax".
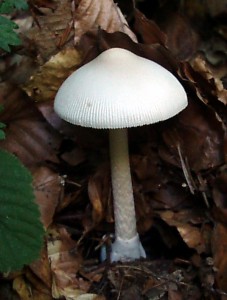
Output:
[
  {"xmin": 26, "ymin": 0, "xmax": 73, "ymax": 61},
  {"xmin": 24, "ymin": 48, "xmax": 82, "ymax": 102},
  {"xmin": 30, "ymin": 247, "xmax": 52, "ymax": 290},
  {"xmin": 205, "ymin": 0, "xmax": 227, "ymax": 17},
  {"xmin": 47, "ymin": 226, "xmax": 90, "ymax": 299},
  {"xmin": 25, "ymin": 268, "xmax": 52, "ymax": 296},
  {"xmin": 33, "ymin": 167, "xmax": 63, "ymax": 228},
  {"xmin": 163, "ymin": 13, "xmax": 199, "ymax": 61},
  {"xmin": 212, "ymin": 223, "xmax": 227, "ymax": 294},
  {"xmin": 159, "ymin": 211, "xmax": 206, "ymax": 253},
  {"xmin": 13, "ymin": 275, "xmax": 52, "ymax": 300},
  {"xmin": 88, "ymin": 178, "xmax": 104, "ymax": 225},
  {"xmin": 211, "ymin": 169, "xmax": 227, "ymax": 226},
  {"xmin": 0, "ymin": 83, "xmax": 61, "ymax": 167},
  {"xmin": 73, "ymin": 0, "xmax": 137, "ymax": 44},
  {"xmin": 192, "ymin": 55, "xmax": 227, "ymax": 105},
  {"xmin": 88, "ymin": 166, "xmax": 111, "ymax": 225},
  {"xmin": 134, "ymin": 9, "xmax": 166, "ymax": 46},
  {"xmin": 30, "ymin": 0, "xmax": 57, "ymax": 10},
  {"xmin": 160, "ymin": 98, "xmax": 225, "ymax": 172},
  {"xmin": 35, "ymin": 100, "xmax": 79, "ymax": 141},
  {"xmin": 180, "ymin": 0, "xmax": 207, "ymax": 20},
  {"xmin": 168, "ymin": 288, "xmax": 183, "ymax": 300}
]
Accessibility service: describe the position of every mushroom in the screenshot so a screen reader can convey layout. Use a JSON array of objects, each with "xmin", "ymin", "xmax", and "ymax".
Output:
[{"xmin": 54, "ymin": 48, "xmax": 188, "ymax": 262}]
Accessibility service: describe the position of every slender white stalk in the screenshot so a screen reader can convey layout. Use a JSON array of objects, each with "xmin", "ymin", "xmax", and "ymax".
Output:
[
  {"xmin": 109, "ymin": 128, "xmax": 146, "ymax": 261},
  {"xmin": 109, "ymin": 128, "xmax": 136, "ymax": 240}
]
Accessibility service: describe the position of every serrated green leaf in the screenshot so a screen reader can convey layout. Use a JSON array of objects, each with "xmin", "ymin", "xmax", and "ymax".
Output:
[
  {"xmin": 0, "ymin": 0, "xmax": 28, "ymax": 14},
  {"xmin": 0, "ymin": 16, "xmax": 21, "ymax": 52},
  {"xmin": 0, "ymin": 150, "xmax": 44, "ymax": 272},
  {"xmin": 0, "ymin": 106, "xmax": 5, "ymax": 140},
  {"xmin": 0, "ymin": 15, "xmax": 18, "ymax": 28},
  {"xmin": 0, "ymin": 128, "xmax": 5, "ymax": 140},
  {"xmin": 0, "ymin": 132, "xmax": 5, "ymax": 140},
  {"xmin": 0, "ymin": 30, "xmax": 21, "ymax": 51}
]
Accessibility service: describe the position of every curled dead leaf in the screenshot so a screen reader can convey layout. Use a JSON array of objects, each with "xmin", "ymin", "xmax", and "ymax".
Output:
[
  {"xmin": 13, "ymin": 274, "xmax": 52, "ymax": 300},
  {"xmin": 134, "ymin": 9, "xmax": 166, "ymax": 46},
  {"xmin": 30, "ymin": 247, "xmax": 52, "ymax": 290},
  {"xmin": 205, "ymin": 0, "xmax": 227, "ymax": 17},
  {"xmin": 163, "ymin": 13, "xmax": 199, "ymax": 61},
  {"xmin": 26, "ymin": 0, "xmax": 73, "ymax": 61},
  {"xmin": 159, "ymin": 210, "xmax": 207, "ymax": 253},
  {"xmin": 47, "ymin": 226, "xmax": 90, "ymax": 299},
  {"xmin": 88, "ymin": 165, "xmax": 112, "ymax": 225},
  {"xmin": 212, "ymin": 168, "xmax": 227, "ymax": 225},
  {"xmin": 73, "ymin": 0, "xmax": 137, "ymax": 44},
  {"xmin": 0, "ymin": 83, "xmax": 61, "ymax": 167},
  {"xmin": 30, "ymin": 0, "xmax": 57, "ymax": 10},
  {"xmin": 191, "ymin": 55, "xmax": 227, "ymax": 105},
  {"xmin": 33, "ymin": 166, "xmax": 63, "ymax": 228},
  {"xmin": 212, "ymin": 223, "xmax": 227, "ymax": 293},
  {"xmin": 24, "ymin": 48, "xmax": 82, "ymax": 102},
  {"xmin": 160, "ymin": 99, "xmax": 225, "ymax": 172}
]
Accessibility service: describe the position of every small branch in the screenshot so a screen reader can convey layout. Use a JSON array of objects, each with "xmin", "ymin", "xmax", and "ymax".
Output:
[{"xmin": 177, "ymin": 143, "xmax": 196, "ymax": 194}]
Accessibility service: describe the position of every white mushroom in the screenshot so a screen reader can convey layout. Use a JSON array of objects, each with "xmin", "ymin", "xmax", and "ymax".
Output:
[{"xmin": 54, "ymin": 48, "xmax": 188, "ymax": 262}]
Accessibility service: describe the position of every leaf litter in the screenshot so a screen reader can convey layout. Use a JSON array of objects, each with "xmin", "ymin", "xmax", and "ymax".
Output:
[{"xmin": 1, "ymin": 0, "xmax": 227, "ymax": 299}]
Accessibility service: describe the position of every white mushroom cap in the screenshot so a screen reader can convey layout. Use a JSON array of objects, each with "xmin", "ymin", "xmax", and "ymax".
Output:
[{"xmin": 54, "ymin": 48, "xmax": 187, "ymax": 129}]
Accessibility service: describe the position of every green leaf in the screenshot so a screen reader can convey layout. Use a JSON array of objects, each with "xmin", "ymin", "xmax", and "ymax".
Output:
[
  {"xmin": 0, "ymin": 15, "xmax": 18, "ymax": 28},
  {"xmin": 0, "ymin": 150, "xmax": 44, "ymax": 272},
  {"xmin": 0, "ymin": 105, "xmax": 5, "ymax": 140},
  {"xmin": 0, "ymin": 0, "xmax": 28, "ymax": 14},
  {"xmin": 0, "ymin": 0, "xmax": 28, "ymax": 52},
  {"xmin": 0, "ymin": 123, "xmax": 5, "ymax": 140},
  {"xmin": 0, "ymin": 16, "xmax": 21, "ymax": 52}
]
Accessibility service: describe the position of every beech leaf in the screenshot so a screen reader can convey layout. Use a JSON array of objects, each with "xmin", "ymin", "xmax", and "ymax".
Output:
[
  {"xmin": 0, "ymin": 149, "xmax": 44, "ymax": 272},
  {"xmin": 73, "ymin": 0, "xmax": 137, "ymax": 44}
]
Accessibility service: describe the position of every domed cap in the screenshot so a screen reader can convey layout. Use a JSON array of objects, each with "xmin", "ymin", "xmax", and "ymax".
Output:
[{"xmin": 54, "ymin": 48, "xmax": 188, "ymax": 129}]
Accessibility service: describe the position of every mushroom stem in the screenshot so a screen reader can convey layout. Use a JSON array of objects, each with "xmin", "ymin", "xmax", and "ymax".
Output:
[{"xmin": 109, "ymin": 128, "xmax": 146, "ymax": 261}]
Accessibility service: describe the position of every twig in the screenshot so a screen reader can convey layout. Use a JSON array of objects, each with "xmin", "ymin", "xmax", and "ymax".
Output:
[{"xmin": 177, "ymin": 143, "xmax": 196, "ymax": 194}]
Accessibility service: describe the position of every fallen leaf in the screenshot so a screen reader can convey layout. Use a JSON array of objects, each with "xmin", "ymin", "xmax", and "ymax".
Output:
[
  {"xmin": 212, "ymin": 223, "xmax": 227, "ymax": 293},
  {"xmin": 159, "ymin": 210, "xmax": 207, "ymax": 253},
  {"xmin": 30, "ymin": 0, "xmax": 57, "ymax": 10},
  {"xmin": 0, "ymin": 83, "xmax": 61, "ymax": 168},
  {"xmin": 33, "ymin": 166, "xmax": 63, "ymax": 228},
  {"xmin": 191, "ymin": 55, "xmax": 227, "ymax": 105},
  {"xmin": 47, "ymin": 226, "xmax": 90, "ymax": 299},
  {"xmin": 205, "ymin": 0, "xmax": 227, "ymax": 17},
  {"xmin": 13, "ymin": 275, "xmax": 52, "ymax": 300},
  {"xmin": 168, "ymin": 288, "xmax": 183, "ymax": 300},
  {"xmin": 73, "ymin": 0, "xmax": 137, "ymax": 44},
  {"xmin": 26, "ymin": 0, "xmax": 73, "ymax": 61},
  {"xmin": 131, "ymin": 144, "xmax": 194, "ymax": 211},
  {"xmin": 134, "ymin": 9, "xmax": 166, "ymax": 46},
  {"xmin": 160, "ymin": 98, "xmax": 225, "ymax": 172},
  {"xmin": 30, "ymin": 247, "xmax": 52, "ymax": 290},
  {"xmin": 88, "ymin": 165, "xmax": 111, "ymax": 225},
  {"xmin": 162, "ymin": 12, "xmax": 199, "ymax": 61},
  {"xmin": 23, "ymin": 48, "xmax": 82, "ymax": 102}
]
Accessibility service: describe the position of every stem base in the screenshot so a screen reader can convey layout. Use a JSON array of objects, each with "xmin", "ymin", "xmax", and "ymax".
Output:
[{"xmin": 111, "ymin": 234, "xmax": 146, "ymax": 262}]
